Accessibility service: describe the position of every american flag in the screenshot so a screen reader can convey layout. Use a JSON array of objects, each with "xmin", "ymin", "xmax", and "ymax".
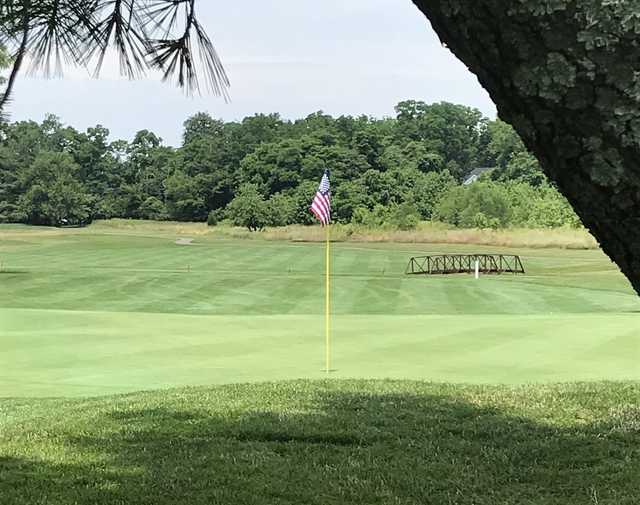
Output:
[{"xmin": 310, "ymin": 170, "xmax": 331, "ymax": 225}]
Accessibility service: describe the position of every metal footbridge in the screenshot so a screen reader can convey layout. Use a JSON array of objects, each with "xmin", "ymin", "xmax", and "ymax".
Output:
[{"xmin": 406, "ymin": 254, "xmax": 525, "ymax": 275}]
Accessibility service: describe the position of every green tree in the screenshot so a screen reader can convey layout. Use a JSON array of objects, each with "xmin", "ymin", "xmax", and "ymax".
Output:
[
  {"xmin": 526, "ymin": 187, "xmax": 581, "ymax": 228},
  {"xmin": 164, "ymin": 171, "xmax": 206, "ymax": 222},
  {"xmin": 412, "ymin": 169, "xmax": 457, "ymax": 219},
  {"xmin": 178, "ymin": 118, "xmax": 236, "ymax": 213},
  {"xmin": 126, "ymin": 131, "xmax": 174, "ymax": 205},
  {"xmin": 359, "ymin": 169, "xmax": 401, "ymax": 207},
  {"xmin": 507, "ymin": 182, "xmax": 580, "ymax": 228},
  {"xmin": 379, "ymin": 142, "xmax": 444, "ymax": 174},
  {"xmin": 394, "ymin": 100, "xmax": 485, "ymax": 179},
  {"xmin": 352, "ymin": 128, "xmax": 384, "ymax": 169},
  {"xmin": 0, "ymin": 95, "xmax": 580, "ymax": 234},
  {"xmin": 495, "ymin": 152, "xmax": 546, "ymax": 187},
  {"xmin": 266, "ymin": 193, "xmax": 295, "ymax": 227},
  {"xmin": 486, "ymin": 120, "xmax": 526, "ymax": 169},
  {"xmin": 331, "ymin": 180, "xmax": 368, "ymax": 223},
  {"xmin": 435, "ymin": 182, "xmax": 511, "ymax": 229},
  {"xmin": 351, "ymin": 204, "xmax": 390, "ymax": 228},
  {"xmin": 285, "ymin": 181, "xmax": 318, "ymax": 225},
  {"xmin": 226, "ymin": 114, "xmax": 287, "ymax": 164},
  {"xmin": 388, "ymin": 202, "xmax": 421, "ymax": 230},
  {"xmin": 240, "ymin": 139, "xmax": 306, "ymax": 195},
  {"xmin": 226, "ymin": 183, "xmax": 268, "ymax": 231},
  {"xmin": 139, "ymin": 197, "xmax": 168, "ymax": 221},
  {"xmin": 17, "ymin": 152, "xmax": 91, "ymax": 225},
  {"xmin": 182, "ymin": 113, "xmax": 225, "ymax": 146},
  {"xmin": 0, "ymin": 143, "xmax": 22, "ymax": 222}
]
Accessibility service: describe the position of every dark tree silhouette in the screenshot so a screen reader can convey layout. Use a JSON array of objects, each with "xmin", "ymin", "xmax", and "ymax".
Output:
[
  {"xmin": 413, "ymin": 0, "xmax": 640, "ymax": 295},
  {"xmin": 0, "ymin": 0, "xmax": 229, "ymax": 110}
]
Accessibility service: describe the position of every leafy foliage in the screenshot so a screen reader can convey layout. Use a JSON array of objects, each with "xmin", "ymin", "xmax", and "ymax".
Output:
[
  {"xmin": 0, "ymin": 102, "xmax": 579, "ymax": 229},
  {"xmin": 16, "ymin": 151, "xmax": 91, "ymax": 226},
  {"xmin": 435, "ymin": 181, "xmax": 580, "ymax": 229},
  {"xmin": 226, "ymin": 183, "xmax": 268, "ymax": 231}
]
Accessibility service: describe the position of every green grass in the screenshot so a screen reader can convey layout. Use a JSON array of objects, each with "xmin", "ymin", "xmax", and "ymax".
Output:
[
  {"xmin": 1, "ymin": 381, "xmax": 639, "ymax": 504},
  {"xmin": 1, "ymin": 224, "xmax": 639, "ymax": 504},
  {"xmin": 0, "ymin": 224, "xmax": 639, "ymax": 397}
]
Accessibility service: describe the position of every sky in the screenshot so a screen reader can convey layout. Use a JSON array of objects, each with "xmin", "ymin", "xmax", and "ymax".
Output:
[{"xmin": 8, "ymin": 0, "xmax": 495, "ymax": 146}]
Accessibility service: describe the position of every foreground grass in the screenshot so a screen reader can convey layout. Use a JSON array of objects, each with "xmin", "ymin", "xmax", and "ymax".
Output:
[{"xmin": 1, "ymin": 380, "xmax": 638, "ymax": 504}]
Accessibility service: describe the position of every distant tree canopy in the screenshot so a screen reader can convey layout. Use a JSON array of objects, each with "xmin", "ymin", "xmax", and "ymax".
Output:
[
  {"xmin": 412, "ymin": 1, "xmax": 640, "ymax": 293},
  {"xmin": 0, "ymin": 102, "xmax": 578, "ymax": 230},
  {"xmin": 0, "ymin": 0, "xmax": 228, "ymax": 111}
]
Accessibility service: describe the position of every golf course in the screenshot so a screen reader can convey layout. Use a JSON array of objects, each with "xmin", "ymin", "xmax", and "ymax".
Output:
[
  {"xmin": 1, "ymin": 222, "xmax": 639, "ymax": 397},
  {"xmin": 1, "ymin": 222, "xmax": 639, "ymax": 504}
]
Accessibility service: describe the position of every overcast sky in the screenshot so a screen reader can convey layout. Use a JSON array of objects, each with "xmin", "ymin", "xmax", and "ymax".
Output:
[{"xmin": 9, "ymin": 0, "xmax": 495, "ymax": 146}]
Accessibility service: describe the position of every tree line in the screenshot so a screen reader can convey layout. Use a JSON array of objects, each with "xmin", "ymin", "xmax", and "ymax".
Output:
[{"xmin": 0, "ymin": 100, "xmax": 581, "ymax": 230}]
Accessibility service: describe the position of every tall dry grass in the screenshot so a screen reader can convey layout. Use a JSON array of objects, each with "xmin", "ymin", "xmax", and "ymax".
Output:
[
  {"xmin": 218, "ymin": 223, "xmax": 599, "ymax": 250},
  {"xmin": 90, "ymin": 219, "xmax": 212, "ymax": 236},
  {"xmin": 31, "ymin": 219, "xmax": 600, "ymax": 250}
]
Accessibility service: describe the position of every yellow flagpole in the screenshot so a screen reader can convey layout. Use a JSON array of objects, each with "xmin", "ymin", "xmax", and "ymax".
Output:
[{"xmin": 325, "ymin": 223, "xmax": 331, "ymax": 374}]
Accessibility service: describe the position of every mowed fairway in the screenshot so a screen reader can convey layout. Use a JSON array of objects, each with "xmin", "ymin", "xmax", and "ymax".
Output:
[{"xmin": 1, "ymin": 224, "xmax": 639, "ymax": 397}]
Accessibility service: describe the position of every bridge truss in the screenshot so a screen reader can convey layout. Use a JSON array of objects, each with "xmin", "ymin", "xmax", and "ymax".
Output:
[{"xmin": 406, "ymin": 254, "xmax": 525, "ymax": 276}]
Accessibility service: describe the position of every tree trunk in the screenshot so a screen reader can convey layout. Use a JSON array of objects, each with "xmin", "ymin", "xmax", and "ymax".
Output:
[{"xmin": 412, "ymin": 0, "xmax": 640, "ymax": 295}]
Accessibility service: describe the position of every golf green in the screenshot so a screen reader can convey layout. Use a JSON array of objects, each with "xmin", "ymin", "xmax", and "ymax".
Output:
[{"xmin": 1, "ymin": 225, "xmax": 639, "ymax": 397}]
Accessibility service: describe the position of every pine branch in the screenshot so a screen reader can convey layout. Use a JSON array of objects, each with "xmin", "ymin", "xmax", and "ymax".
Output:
[{"xmin": 0, "ymin": 0, "xmax": 229, "ymax": 113}]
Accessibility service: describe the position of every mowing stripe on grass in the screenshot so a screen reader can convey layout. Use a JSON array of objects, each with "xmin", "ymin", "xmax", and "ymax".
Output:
[{"xmin": 2, "ymin": 308, "xmax": 638, "ymax": 397}]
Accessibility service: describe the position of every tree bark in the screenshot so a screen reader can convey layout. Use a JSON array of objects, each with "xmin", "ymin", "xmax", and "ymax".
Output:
[{"xmin": 413, "ymin": 0, "xmax": 640, "ymax": 295}]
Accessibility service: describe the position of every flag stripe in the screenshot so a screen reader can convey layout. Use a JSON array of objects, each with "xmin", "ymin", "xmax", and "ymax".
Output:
[
  {"xmin": 312, "ymin": 196, "xmax": 330, "ymax": 223},
  {"xmin": 311, "ymin": 206, "xmax": 323, "ymax": 222},
  {"xmin": 310, "ymin": 171, "xmax": 331, "ymax": 226},
  {"xmin": 311, "ymin": 203, "xmax": 324, "ymax": 218},
  {"xmin": 315, "ymin": 196, "xmax": 329, "ymax": 216}
]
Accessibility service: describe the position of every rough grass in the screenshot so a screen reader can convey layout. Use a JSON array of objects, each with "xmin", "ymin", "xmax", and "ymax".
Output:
[
  {"xmin": 86, "ymin": 219, "xmax": 599, "ymax": 249},
  {"xmin": 1, "ymin": 380, "xmax": 638, "ymax": 505},
  {"xmin": 264, "ymin": 224, "xmax": 598, "ymax": 249}
]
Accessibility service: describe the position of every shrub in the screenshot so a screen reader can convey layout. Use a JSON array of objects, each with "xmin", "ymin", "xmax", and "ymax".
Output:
[
  {"xmin": 433, "ymin": 186, "xmax": 466, "ymax": 226},
  {"xmin": 226, "ymin": 184, "xmax": 268, "ymax": 231},
  {"xmin": 164, "ymin": 171, "xmax": 207, "ymax": 222},
  {"xmin": 139, "ymin": 197, "xmax": 168, "ymax": 221},
  {"xmin": 350, "ymin": 205, "xmax": 389, "ymax": 228},
  {"xmin": 17, "ymin": 152, "xmax": 92, "ymax": 226},
  {"xmin": 266, "ymin": 193, "xmax": 295, "ymax": 227},
  {"xmin": 388, "ymin": 203, "xmax": 421, "ymax": 230},
  {"xmin": 435, "ymin": 180, "xmax": 583, "ymax": 230},
  {"xmin": 464, "ymin": 183, "xmax": 510, "ymax": 227},
  {"xmin": 412, "ymin": 169, "xmax": 457, "ymax": 219}
]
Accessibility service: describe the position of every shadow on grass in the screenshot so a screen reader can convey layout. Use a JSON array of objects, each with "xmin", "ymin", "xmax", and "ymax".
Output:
[{"xmin": 1, "ymin": 385, "xmax": 638, "ymax": 504}]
